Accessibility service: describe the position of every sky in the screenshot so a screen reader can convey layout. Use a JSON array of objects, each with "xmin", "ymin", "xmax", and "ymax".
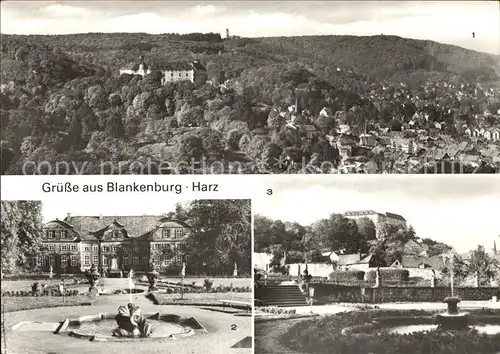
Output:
[
  {"xmin": 254, "ymin": 175, "xmax": 500, "ymax": 254},
  {"xmin": 1, "ymin": 1, "xmax": 499, "ymax": 54}
]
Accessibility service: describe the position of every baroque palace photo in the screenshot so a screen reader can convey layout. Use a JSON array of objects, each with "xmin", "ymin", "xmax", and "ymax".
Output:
[{"xmin": 38, "ymin": 214, "xmax": 190, "ymax": 275}]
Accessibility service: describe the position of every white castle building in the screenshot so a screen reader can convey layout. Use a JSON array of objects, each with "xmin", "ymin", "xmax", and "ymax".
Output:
[{"xmin": 119, "ymin": 57, "xmax": 207, "ymax": 85}]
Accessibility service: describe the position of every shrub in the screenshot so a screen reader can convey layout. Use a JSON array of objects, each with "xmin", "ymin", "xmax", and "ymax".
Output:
[
  {"xmin": 258, "ymin": 306, "xmax": 297, "ymax": 315},
  {"xmin": 204, "ymin": 278, "xmax": 213, "ymax": 291},
  {"xmin": 328, "ymin": 271, "xmax": 365, "ymax": 282},
  {"xmin": 366, "ymin": 268, "xmax": 410, "ymax": 283}
]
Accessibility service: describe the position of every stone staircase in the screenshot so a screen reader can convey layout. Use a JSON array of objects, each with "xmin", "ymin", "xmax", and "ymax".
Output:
[{"xmin": 255, "ymin": 285, "xmax": 308, "ymax": 307}]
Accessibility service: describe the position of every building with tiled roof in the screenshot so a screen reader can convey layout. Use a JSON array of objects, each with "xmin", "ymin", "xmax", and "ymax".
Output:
[
  {"xmin": 38, "ymin": 215, "xmax": 191, "ymax": 274},
  {"xmin": 119, "ymin": 56, "xmax": 207, "ymax": 85},
  {"xmin": 343, "ymin": 210, "xmax": 407, "ymax": 238}
]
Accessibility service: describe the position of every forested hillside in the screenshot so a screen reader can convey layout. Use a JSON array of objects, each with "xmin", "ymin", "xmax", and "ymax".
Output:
[{"xmin": 1, "ymin": 33, "xmax": 498, "ymax": 174}]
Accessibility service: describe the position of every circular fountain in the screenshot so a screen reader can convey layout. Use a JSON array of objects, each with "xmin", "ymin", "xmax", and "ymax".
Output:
[
  {"xmin": 64, "ymin": 303, "xmax": 205, "ymax": 342},
  {"xmin": 341, "ymin": 296, "xmax": 500, "ymax": 337},
  {"xmin": 433, "ymin": 296, "xmax": 469, "ymax": 330}
]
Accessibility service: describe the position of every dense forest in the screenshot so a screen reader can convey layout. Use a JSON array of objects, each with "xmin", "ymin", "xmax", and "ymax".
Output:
[{"xmin": 1, "ymin": 32, "xmax": 498, "ymax": 174}]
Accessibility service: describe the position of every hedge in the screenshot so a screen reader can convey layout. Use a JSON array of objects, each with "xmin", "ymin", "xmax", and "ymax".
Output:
[
  {"xmin": 366, "ymin": 269, "xmax": 410, "ymax": 282},
  {"xmin": 157, "ymin": 285, "xmax": 251, "ymax": 294},
  {"xmin": 328, "ymin": 271, "xmax": 365, "ymax": 282},
  {"xmin": 1, "ymin": 289, "xmax": 80, "ymax": 297}
]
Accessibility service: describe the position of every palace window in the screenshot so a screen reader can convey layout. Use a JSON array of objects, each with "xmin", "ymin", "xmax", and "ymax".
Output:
[
  {"xmin": 70, "ymin": 244, "xmax": 77, "ymax": 251},
  {"xmin": 103, "ymin": 246, "xmax": 110, "ymax": 252},
  {"xmin": 70, "ymin": 255, "xmax": 77, "ymax": 266},
  {"xmin": 153, "ymin": 243, "xmax": 159, "ymax": 250},
  {"xmin": 60, "ymin": 244, "xmax": 68, "ymax": 251},
  {"xmin": 48, "ymin": 244, "xmax": 55, "ymax": 252},
  {"xmin": 49, "ymin": 255, "xmax": 55, "ymax": 266},
  {"xmin": 174, "ymin": 229, "xmax": 184, "ymax": 238},
  {"xmin": 92, "ymin": 254, "xmax": 99, "ymax": 265},
  {"xmin": 84, "ymin": 245, "xmax": 90, "ymax": 252},
  {"xmin": 112, "ymin": 246, "xmax": 118, "ymax": 253},
  {"xmin": 113, "ymin": 230, "xmax": 121, "ymax": 238},
  {"xmin": 84, "ymin": 255, "xmax": 90, "ymax": 266},
  {"xmin": 153, "ymin": 256, "xmax": 160, "ymax": 267},
  {"xmin": 92, "ymin": 245, "xmax": 98, "ymax": 252},
  {"xmin": 61, "ymin": 231, "xmax": 67, "ymax": 239},
  {"xmin": 102, "ymin": 256, "xmax": 108, "ymax": 266},
  {"xmin": 133, "ymin": 256, "xmax": 139, "ymax": 265},
  {"xmin": 61, "ymin": 255, "xmax": 67, "ymax": 268},
  {"xmin": 162, "ymin": 229, "xmax": 170, "ymax": 238},
  {"xmin": 123, "ymin": 256, "xmax": 129, "ymax": 265},
  {"xmin": 47, "ymin": 231, "xmax": 55, "ymax": 239}
]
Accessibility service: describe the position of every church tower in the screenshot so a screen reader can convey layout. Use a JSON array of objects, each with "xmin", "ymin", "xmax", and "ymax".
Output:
[{"xmin": 226, "ymin": 28, "xmax": 230, "ymax": 39}]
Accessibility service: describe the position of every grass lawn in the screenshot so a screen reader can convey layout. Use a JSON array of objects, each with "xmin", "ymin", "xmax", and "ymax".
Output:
[
  {"xmin": 149, "ymin": 291, "xmax": 252, "ymax": 306},
  {"xmin": 1, "ymin": 295, "xmax": 94, "ymax": 312},
  {"xmin": 1, "ymin": 279, "xmax": 67, "ymax": 291},
  {"xmin": 156, "ymin": 277, "xmax": 251, "ymax": 288}
]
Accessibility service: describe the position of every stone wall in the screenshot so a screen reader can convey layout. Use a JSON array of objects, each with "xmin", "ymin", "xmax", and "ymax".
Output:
[{"xmin": 311, "ymin": 284, "xmax": 500, "ymax": 304}]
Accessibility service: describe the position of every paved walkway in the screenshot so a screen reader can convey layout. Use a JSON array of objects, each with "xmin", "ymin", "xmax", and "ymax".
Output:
[
  {"xmin": 280, "ymin": 300, "xmax": 500, "ymax": 315},
  {"xmin": 3, "ymin": 291, "xmax": 251, "ymax": 354}
]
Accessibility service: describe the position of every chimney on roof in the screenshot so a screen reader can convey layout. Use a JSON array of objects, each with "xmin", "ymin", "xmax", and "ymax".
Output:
[
  {"xmin": 66, "ymin": 213, "xmax": 71, "ymax": 219},
  {"xmin": 99, "ymin": 214, "xmax": 103, "ymax": 220}
]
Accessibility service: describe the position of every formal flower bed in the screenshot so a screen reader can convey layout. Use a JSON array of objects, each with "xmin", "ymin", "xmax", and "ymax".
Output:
[
  {"xmin": 257, "ymin": 306, "xmax": 297, "ymax": 315},
  {"xmin": 279, "ymin": 309, "xmax": 500, "ymax": 354},
  {"xmin": 158, "ymin": 285, "xmax": 251, "ymax": 294},
  {"xmin": 1, "ymin": 289, "xmax": 80, "ymax": 297}
]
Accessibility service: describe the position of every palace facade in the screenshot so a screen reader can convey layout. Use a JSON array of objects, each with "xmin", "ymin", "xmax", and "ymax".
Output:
[
  {"xmin": 38, "ymin": 215, "xmax": 190, "ymax": 274},
  {"xmin": 119, "ymin": 57, "xmax": 207, "ymax": 86}
]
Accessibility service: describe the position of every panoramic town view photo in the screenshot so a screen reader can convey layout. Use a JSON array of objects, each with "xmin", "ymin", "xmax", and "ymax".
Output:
[
  {"xmin": 253, "ymin": 175, "xmax": 500, "ymax": 354},
  {"xmin": 1, "ymin": 1, "xmax": 499, "ymax": 174},
  {"xmin": 1, "ymin": 198, "xmax": 252, "ymax": 353}
]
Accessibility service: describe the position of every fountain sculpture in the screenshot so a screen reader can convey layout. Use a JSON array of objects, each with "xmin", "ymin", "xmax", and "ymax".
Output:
[
  {"xmin": 433, "ymin": 296, "xmax": 469, "ymax": 330},
  {"xmin": 112, "ymin": 303, "xmax": 153, "ymax": 338}
]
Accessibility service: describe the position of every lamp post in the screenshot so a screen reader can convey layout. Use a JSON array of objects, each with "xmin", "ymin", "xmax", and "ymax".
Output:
[
  {"xmin": 450, "ymin": 267, "xmax": 454, "ymax": 297},
  {"xmin": 309, "ymin": 287, "xmax": 315, "ymax": 313},
  {"xmin": 180, "ymin": 255, "xmax": 186, "ymax": 300}
]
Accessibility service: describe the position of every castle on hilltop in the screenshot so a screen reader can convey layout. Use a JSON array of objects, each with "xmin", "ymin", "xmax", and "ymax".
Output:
[
  {"xmin": 343, "ymin": 210, "xmax": 407, "ymax": 239},
  {"xmin": 119, "ymin": 56, "xmax": 207, "ymax": 85}
]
